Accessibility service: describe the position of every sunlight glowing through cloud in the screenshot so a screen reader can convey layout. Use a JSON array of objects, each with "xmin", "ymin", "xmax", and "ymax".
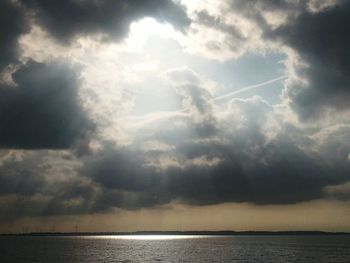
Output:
[{"xmin": 125, "ymin": 18, "xmax": 185, "ymax": 51}]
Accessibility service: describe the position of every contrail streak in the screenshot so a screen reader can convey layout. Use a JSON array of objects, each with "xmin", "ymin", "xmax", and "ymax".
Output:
[
  {"xmin": 210, "ymin": 75, "xmax": 287, "ymax": 102},
  {"xmin": 127, "ymin": 75, "xmax": 287, "ymax": 125},
  {"xmin": 173, "ymin": 75, "xmax": 287, "ymax": 114}
]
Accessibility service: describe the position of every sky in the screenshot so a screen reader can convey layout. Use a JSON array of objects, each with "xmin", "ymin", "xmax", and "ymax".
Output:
[{"xmin": 1, "ymin": 0, "xmax": 350, "ymax": 233}]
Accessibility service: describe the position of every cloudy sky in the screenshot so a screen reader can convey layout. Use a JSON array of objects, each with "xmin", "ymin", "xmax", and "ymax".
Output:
[{"xmin": 1, "ymin": 0, "xmax": 350, "ymax": 233}]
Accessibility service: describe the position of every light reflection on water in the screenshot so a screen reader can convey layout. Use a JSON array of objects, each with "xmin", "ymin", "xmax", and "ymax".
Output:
[{"xmin": 84, "ymin": 235, "xmax": 208, "ymax": 240}]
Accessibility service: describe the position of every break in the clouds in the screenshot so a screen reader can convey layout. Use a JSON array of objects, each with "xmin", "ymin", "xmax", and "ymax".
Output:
[
  {"xmin": 189, "ymin": 0, "xmax": 350, "ymax": 119},
  {"xmin": 0, "ymin": 0, "xmax": 350, "ymax": 225}
]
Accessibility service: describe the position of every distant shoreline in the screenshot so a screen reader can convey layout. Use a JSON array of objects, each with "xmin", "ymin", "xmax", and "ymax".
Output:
[{"xmin": 1, "ymin": 231, "xmax": 350, "ymax": 237}]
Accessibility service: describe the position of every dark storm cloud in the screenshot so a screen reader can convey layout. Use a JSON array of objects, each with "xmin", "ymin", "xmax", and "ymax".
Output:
[
  {"xmin": 80, "ymin": 135, "xmax": 349, "ymax": 210},
  {"xmin": 78, "ymin": 98, "xmax": 350, "ymax": 210},
  {"xmin": 0, "ymin": 148, "xmax": 167, "ymax": 219},
  {"xmin": 166, "ymin": 141, "xmax": 333, "ymax": 205},
  {"xmin": 229, "ymin": 0, "xmax": 306, "ymax": 13},
  {"xmin": 0, "ymin": 151, "xmax": 101, "ymax": 220},
  {"xmin": 195, "ymin": 10, "xmax": 244, "ymax": 41},
  {"xmin": 0, "ymin": 0, "xmax": 29, "ymax": 71},
  {"xmin": 0, "ymin": 60, "xmax": 93, "ymax": 149},
  {"xmin": 0, "ymin": 157, "xmax": 45, "ymax": 196},
  {"xmin": 19, "ymin": 0, "xmax": 190, "ymax": 43},
  {"xmin": 0, "ymin": 182, "xmax": 99, "ymax": 220},
  {"xmin": 226, "ymin": 0, "xmax": 307, "ymax": 34},
  {"xmin": 82, "ymin": 147, "xmax": 159, "ymax": 192},
  {"xmin": 268, "ymin": 1, "xmax": 350, "ymax": 119},
  {"xmin": 1, "ymin": 97, "xmax": 349, "ymax": 219}
]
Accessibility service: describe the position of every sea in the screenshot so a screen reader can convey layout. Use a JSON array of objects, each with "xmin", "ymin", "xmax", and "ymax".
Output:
[{"xmin": 1, "ymin": 235, "xmax": 350, "ymax": 262}]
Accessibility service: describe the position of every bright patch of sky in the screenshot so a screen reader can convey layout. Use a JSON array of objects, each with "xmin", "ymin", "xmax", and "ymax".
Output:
[{"xmin": 121, "ymin": 18, "xmax": 286, "ymax": 116}]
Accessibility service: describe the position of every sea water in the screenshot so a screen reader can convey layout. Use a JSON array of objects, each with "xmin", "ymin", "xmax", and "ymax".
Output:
[{"xmin": 1, "ymin": 235, "xmax": 350, "ymax": 262}]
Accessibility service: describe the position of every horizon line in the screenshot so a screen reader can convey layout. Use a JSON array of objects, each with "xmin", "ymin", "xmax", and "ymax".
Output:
[{"xmin": 2, "ymin": 230, "xmax": 350, "ymax": 236}]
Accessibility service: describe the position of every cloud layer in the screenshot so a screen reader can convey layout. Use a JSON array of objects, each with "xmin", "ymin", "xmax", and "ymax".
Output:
[{"xmin": 0, "ymin": 0, "xmax": 350, "ymax": 222}]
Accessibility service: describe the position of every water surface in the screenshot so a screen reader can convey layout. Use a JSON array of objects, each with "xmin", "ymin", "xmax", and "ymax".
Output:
[{"xmin": 1, "ymin": 235, "xmax": 350, "ymax": 262}]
